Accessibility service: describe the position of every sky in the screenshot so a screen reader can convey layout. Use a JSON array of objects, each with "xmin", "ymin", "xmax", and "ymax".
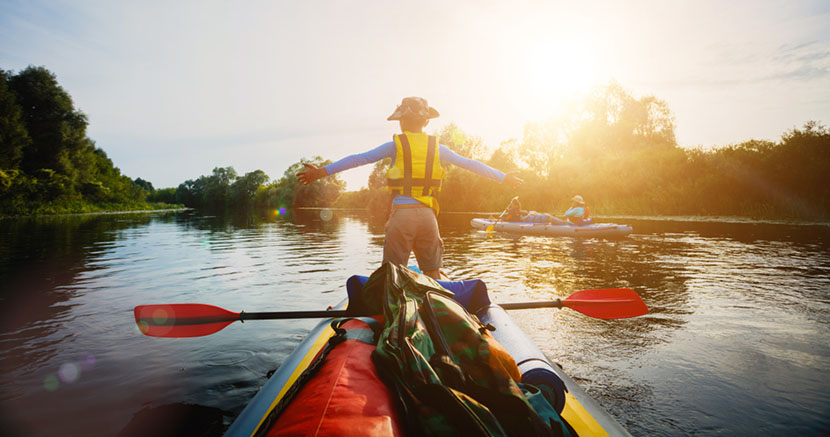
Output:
[{"xmin": 2, "ymin": 0, "xmax": 828, "ymax": 190}]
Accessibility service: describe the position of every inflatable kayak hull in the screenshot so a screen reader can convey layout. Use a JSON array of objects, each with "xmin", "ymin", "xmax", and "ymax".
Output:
[
  {"xmin": 471, "ymin": 218, "xmax": 632, "ymax": 238},
  {"xmin": 226, "ymin": 278, "xmax": 630, "ymax": 437}
]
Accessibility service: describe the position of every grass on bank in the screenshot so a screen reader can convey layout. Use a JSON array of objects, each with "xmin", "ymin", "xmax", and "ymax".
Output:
[{"xmin": 0, "ymin": 200, "xmax": 184, "ymax": 218}]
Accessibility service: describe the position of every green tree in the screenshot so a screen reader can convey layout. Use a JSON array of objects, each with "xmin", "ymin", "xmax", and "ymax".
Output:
[
  {"xmin": 134, "ymin": 177, "xmax": 155, "ymax": 192},
  {"xmin": 438, "ymin": 122, "xmax": 486, "ymax": 160},
  {"xmin": 264, "ymin": 157, "xmax": 345, "ymax": 208},
  {"xmin": 293, "ymin": 158, "xmax": 345, "ymax": 207},
  {"xmin": 204, "ymin": 167, "xmax": 237, "ymax": 210},
  {"xmin": 566, "ymin": 82, "xmax": 677, "ymax": 161},
  {"xmin": 230, "ymin": 169, "xmax": 269, "ymax": 208},
  {"xmin": 148, "ymin": 187, "xmax": 177, "ymax": 204},
  {"xmin": 775, "ymin": 121, "xmax": 830, "ymax": 215},
  {"xmin": 175, "ymin": 167, "xmax": 239, "ymax": 210},
  {"xmin": 8, "ymin": 66, "xmax": 88, "ymax": 176},
  {"xmin": 366, "ymin": 158, "xmax": 392, "ymax": 216},
  {"xmin": 0, "ymin": 69, "xmax": 31, "ymax": 169},
  {"xmin": 176, "ymin": 177, "xmax": 205, "ymax": 208},
  {"xmin": 0, "ymin": 66, "xmax": 162, "ymax": 215},
  {"xmin": 436, "ymin": 124, "xmax": 517, "ymax": 212}
]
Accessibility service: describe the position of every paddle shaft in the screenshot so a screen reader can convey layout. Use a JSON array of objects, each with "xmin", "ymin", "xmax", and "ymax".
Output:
[
  {"xmin": 139, "ymin": 302, "xmax": 585, "ymax": 326},
  {"xmin": 245, "ymin": 301, "xmax": 608, "ymax": 317},
  {"xmin": 135, "ymin": 288, "xmax": 646, "ymax": 337},
  {"xmin": 486, "ymin": 218, "xmax": 500, "ymax": 232},
  {"xmin": 135, "ymin": 309, "xmax": 352, "ymax": 326},
  {"xmin": 486, "ymin": 208, "xmax": 509, "ymax": 232},
  {"xmin": 499, "ymin": 300, "xmax": 562, "ymax": 310},
  {"xmin": 241, "ymin": 310, "xmax": 350, "ymax": 320},
  {"xmin": 241, "ymin": 302, "xmax": 586, "ymax": 319},
  {"xmin": 500, "ymin": 298, "xmax": 635, "ymax": 310}
]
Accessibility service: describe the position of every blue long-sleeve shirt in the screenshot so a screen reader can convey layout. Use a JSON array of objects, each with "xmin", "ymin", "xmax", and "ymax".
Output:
[
  {"xmin": 324, "ymin": 140, "xmax": 505, "ymax": 206},
  {"xmin": 564, "ymin": 206, "xmax": 585, "ymax": 218}
]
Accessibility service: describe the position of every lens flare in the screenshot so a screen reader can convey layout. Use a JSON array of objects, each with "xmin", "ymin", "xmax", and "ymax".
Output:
[
  {"xmin": 152, "ymin": 308, "xmax": 169, "ymax": 324},
  {"xmin": 279, "ymin": 207, "xmax": 287, "ymax": 215},
  {"xmin": 320, "ymin": 209, "xmax": 333, "ymax": 221},
  {"xmin": 81, "ymin": 354, "xmax": 96, "ymax": 371},
  {"xmin": 58, "ymin": 362, "xmax": 80, "ymax": 383},
  {"xmin": 136, "ymin": 321, "xmax": 149, "ymax": 334},
  {"xmin": 44, "ymin": 374, "xmax": 59, "ymax": 391}
]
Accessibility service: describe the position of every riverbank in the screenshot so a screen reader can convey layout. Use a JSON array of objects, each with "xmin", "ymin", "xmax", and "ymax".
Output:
[{"xmin": 0, "ymin": 203, "xmax": 188, "ymax": 220}]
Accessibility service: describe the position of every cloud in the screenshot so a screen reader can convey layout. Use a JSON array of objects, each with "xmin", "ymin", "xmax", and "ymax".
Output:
[{"xmin": 768, "ymin": 41, "xmax": 830, "ymax": 81}]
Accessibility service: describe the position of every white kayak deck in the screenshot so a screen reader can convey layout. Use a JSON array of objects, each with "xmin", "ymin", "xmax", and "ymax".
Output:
[{"xmin": 471, "ymin": 218, "xmax": 633, "ymax": 238}]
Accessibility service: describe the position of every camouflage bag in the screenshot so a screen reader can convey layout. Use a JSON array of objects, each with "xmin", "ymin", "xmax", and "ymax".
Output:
[{"xmin": 360, "ymin": 262, "xmax": 570, "ymax": 437}]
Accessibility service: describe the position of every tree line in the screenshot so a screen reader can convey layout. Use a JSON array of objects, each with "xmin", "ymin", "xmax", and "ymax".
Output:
[
  {"xmin": 159, "ymin": 160, "xmax": 344, "ymax": 212},
  {"xmin": 168, "ymin": 92, "xmax": 829, "ymax": 222},
  {"xmin": 336, "ymin": 84, "xmax": 830, "ymax": 221},
  {"xmin": 2, "ymin": 66, "xmax": 827, "ymax": 220},
  {"xmin": 426, "ymin": 84, "xmax": 830, "ymax": 220},
  {"xmin": 0, "ymin": 66, "xmax": 176, "ymax": 215}
]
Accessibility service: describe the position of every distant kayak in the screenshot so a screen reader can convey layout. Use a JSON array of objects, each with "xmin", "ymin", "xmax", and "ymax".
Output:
[{"xmin": 471, "ymin": 217, "xmax": 633, "ymax": 238}]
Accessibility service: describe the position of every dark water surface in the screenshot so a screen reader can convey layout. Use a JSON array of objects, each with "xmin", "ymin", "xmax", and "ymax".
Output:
[{"xmin": 1, "ymin": 210, "xmax": 828, "ymax": 436}]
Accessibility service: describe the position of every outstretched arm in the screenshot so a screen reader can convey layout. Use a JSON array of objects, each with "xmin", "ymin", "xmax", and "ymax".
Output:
[
  {"xmin": 439, "ymin": 146, "xmax": 523, "ymax": 187},
  {"xmin": 297, "ymin": 163, "xmax": 327, "ymax": 185},
  {"xmin": 297, "ymin": 142, "xmax": 395, "ymax": 185},
  {"xmin": 503, "ymin": 172, "xmax": 523, "ymax": 187}
]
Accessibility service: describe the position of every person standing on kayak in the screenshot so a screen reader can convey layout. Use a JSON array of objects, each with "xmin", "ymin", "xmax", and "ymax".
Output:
[
  {"xmin": 297, "ymin": 97, "xmax": 522, "ymax": 279},
  {"xmin": 564, "ymin": 195, "xmax": 592, "ymax": 225}
]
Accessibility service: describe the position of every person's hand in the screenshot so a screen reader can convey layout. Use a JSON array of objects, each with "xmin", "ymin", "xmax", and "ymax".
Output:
[
  {"xmin": 503, "ymin": 171, "xmax": 523, "ymax": 187},
  {"xmin": 297, "ymin": 163, "xmax": 327, "ymax": 185}
]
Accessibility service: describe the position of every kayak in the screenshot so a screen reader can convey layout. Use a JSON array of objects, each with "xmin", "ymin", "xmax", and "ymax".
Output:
[
  {"xmin": 224, "ymin": 274, "xmax": 631, "ymax": 436},
  {"xmin": 471, "ymin": 218, "xmax": 633, "ymax": 239}
]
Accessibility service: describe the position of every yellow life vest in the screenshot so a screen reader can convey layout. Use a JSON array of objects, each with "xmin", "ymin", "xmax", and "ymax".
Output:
[{"xmin": 386, "ymin": 132, "xmax": 445, "ymax": 214}]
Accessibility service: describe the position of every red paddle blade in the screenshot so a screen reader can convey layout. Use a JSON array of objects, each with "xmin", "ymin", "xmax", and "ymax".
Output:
[
  {"xmin": 562, "ymin": 288, "xmax": 648, "ymax": 319},
  {"xmin": 134, "ymin": 304, "xmax": 240, "ymax": 338}
]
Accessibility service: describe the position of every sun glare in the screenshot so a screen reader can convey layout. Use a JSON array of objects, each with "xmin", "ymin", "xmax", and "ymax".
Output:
[{"xmin": 527, "ymin": 40, "xmax": 599, "ymax": 103}]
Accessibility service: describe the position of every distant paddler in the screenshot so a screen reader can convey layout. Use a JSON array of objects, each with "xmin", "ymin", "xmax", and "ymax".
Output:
[
  {"xmin": 486, "ymin": 196, "xmax": 533, "ymax": 233},
  {"xmin": 297, "ymin": 96, "xmax": 522, "ymax": 279},
  {"xmin": 564, "ymin": 195, "xmax": 593, "ymax": 226},
  {"xmin": 494, "ymin": 196, "xmax": 570, "ymax": 226},
  {"xmin": 499, "ymin": 196, "xmax": 528, "ymax": 222}
]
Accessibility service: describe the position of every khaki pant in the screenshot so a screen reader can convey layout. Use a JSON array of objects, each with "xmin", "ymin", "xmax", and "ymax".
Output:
[{"xmin": 383, "ymin": 206, "xmax": 443, "ymax": 271}]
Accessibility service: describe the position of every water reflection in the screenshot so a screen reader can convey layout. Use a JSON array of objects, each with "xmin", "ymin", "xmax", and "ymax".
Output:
[
  {"xmin": 0, "ymin": 211, "xmax": 828, "ymax": 436},
  {"xmin": 0, "ymin": 210, "xmax": 391, "ymax": 436},
  {"xmin": 442, "ymin": 214, "xmax": 830, "ymax": 436},
  {"xmin": 0, "ymin": 213, "xmax": 168, "ymax": 436}
]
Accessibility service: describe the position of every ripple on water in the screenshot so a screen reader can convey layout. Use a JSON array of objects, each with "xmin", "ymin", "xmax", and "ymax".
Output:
[
  {"xmin": 200, "ymin": 349, "xmax": 256, "ymax": 367},
  {"xmin": 1, "ymin": 212, "xmax": 829, "ymax": 436}
]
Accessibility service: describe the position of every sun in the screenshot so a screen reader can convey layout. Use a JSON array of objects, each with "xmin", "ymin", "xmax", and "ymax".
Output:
[{"xmin": 527, "ymin": 40, "xmax": 599, "ymax": 103}]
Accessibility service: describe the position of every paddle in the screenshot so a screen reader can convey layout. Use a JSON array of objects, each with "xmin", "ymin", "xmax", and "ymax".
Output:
[
  {"xmin": 485, "ymin": 210, "xmax": 506, "ymax": 234},
  {"xmin": 135, "ymin": 288, "xmax": 647, "ymax": 338},
  {"xmin": 499, "ymin": 288, "xmax": 647, "ymax": 320}
]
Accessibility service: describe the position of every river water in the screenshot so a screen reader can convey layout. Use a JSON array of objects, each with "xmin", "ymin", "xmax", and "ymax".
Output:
[{"xmin": 0, "ymin": 210, "xmax": 828, "ymax": 436}]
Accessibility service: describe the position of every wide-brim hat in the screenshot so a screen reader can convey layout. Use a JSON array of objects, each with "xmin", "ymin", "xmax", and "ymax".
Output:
[
  {"xmin": 571, "ymin": 195, "xmax": 585, "ymax": 205},
  {"xmin": 387, "ymin": 97, "xmax": 440, "ymax": 121}
]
